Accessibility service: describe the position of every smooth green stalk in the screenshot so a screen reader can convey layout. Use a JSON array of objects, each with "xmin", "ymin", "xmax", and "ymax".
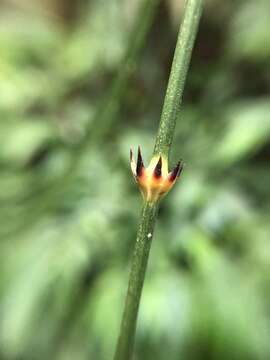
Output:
[
  {"xmin": 114, "ymin": 202, "xmax": 157, "ymax": 360},
  {"xmin": 114, "ymin": 0, "xmax": 202, "ymax": 359},
  {"xmin": 154, "ymin": 0, "xmax": 203, "ymax": 158}
]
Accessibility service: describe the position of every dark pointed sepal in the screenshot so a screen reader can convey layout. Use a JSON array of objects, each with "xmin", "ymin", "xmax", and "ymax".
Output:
[
  {"xmin": 153, "ymin": 156, "xmax": 162, "ymax": 179},
  {"xmin": 136, "ymin": 146, "xmax": 144, "ymax": 177},
  {"xmin": 168, "ymin": 160, "xmax": 184, "ymax": 182}
]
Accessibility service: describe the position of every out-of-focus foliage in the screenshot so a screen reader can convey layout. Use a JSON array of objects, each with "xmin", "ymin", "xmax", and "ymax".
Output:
[{"xmin": 0, "ymin": 0, "xmax": 270, "ymax": 359}]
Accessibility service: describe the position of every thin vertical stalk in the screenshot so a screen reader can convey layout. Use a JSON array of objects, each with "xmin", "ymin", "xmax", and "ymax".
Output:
[
  {"xmin": 154, "ymin": 0, "xmax": 202, "ymax": 158},
  {"xmin": 114, "ymin": 202, "xmax": 157, "ymax": 360},
  {"xmin": 114, "ymin": 1, "xmax": 202, "ymax": 359}
]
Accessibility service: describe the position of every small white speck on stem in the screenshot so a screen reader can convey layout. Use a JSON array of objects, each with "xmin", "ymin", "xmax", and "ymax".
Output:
[{"xmin": 147, "ymin": 233, "xmax": 152, "ymax": 239}]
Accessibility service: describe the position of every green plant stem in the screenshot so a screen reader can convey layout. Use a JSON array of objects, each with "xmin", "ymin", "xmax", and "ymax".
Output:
[
  {"xmin": 154, "ymin": 0, "xmax": 203, "ymax": 157},
  {"xmin": 114, "ymin": 0, "xmax": 202, "ymax": 359},
  {"xmin": 114, "ymin": 202, "xmax": 157, "ymax": 360}
]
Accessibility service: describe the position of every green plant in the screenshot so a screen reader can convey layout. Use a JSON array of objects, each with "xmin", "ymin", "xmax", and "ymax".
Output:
[{"xmin": 113, "ymin": 0, "xmax": 203, "ymax": 359}]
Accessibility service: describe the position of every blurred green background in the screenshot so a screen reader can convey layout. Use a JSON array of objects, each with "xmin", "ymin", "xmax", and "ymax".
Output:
[{"xmin": 0, "ymin": 0, "xmax": 270, "ymax": 359}]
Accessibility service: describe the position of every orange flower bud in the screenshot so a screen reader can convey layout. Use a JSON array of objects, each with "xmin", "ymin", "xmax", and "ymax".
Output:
[{"xmin": 130, "ymin": 147, "xmax": 184, "ymax": 202}]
